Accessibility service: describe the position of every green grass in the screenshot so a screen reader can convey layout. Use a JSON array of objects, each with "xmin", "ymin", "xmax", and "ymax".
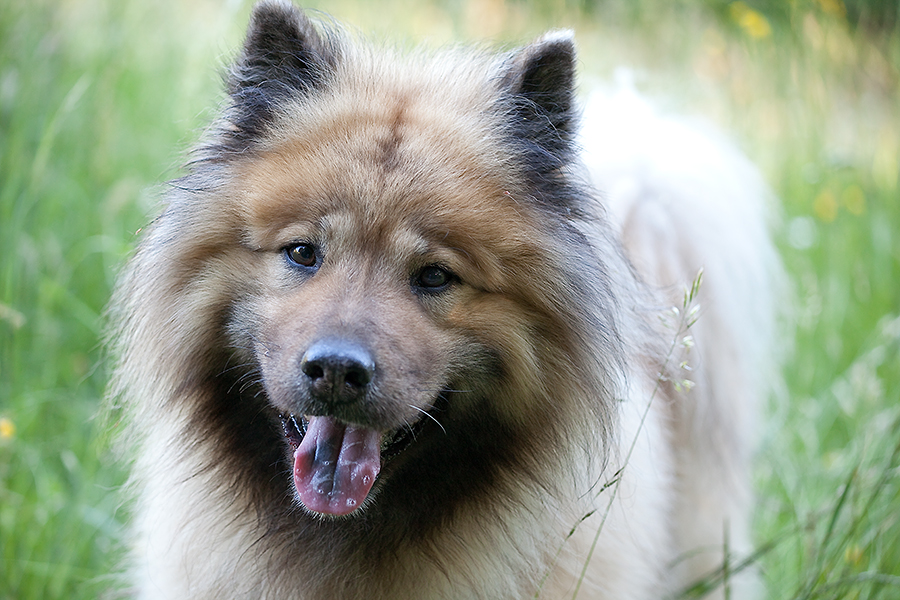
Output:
[{"xmin": 1, "ymin": 0, "xmax": 897, "ymax": 598}]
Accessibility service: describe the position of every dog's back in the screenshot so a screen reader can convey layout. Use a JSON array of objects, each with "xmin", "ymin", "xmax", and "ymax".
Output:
[{"xmin": 569, "ymin": 85, "xmax": 779, "ymax": 598}]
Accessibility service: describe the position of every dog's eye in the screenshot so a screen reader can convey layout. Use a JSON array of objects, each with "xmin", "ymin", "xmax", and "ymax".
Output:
[
  {"xmin": 415, "ymin": 265, "xmax": 453, "ymax": 291},
  {"xmin": 285, "ymin": 243, "xmax": 318, "ymax": 268}
]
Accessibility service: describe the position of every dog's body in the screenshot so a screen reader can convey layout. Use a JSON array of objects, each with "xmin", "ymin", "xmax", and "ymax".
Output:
[{"xmin": 109, "ymin": 2, "xmax": 777, "ymax": 598}]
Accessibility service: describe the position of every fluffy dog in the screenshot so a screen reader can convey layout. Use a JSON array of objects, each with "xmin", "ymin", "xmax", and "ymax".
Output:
[{"xmin": 109, "ymin": 1, "xmax": 777, "ymax": 598}]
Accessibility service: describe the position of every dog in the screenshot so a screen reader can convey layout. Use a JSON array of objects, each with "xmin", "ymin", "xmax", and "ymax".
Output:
[{"xmin": 108, "ymin": 1, "xmax": 777, "ymax": 598}]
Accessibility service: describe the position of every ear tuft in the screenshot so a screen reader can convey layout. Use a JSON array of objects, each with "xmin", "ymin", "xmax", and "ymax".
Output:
[
  {"xmin": 229, "ymin": 0, "xmax": 339, "ymax": 98},
  {"xmin": 511, "ymin": 31, "xmax": 577, "ymax": 121},
  {"xmin": 500, "ymin": 31, "xmax": 581, "ymax": 212},
  {"xmin": 221, "ymin": 1, "xmax": 340, "ymax": 149},
  {"xmin": 505, "ymin": 31, "xmax": 577, "ymax": 140}
]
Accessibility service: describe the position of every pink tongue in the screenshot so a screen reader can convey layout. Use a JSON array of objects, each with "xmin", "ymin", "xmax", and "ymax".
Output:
[{"xmin": 292, "ymin": 416, "xmax": 381, "ymax": 516}]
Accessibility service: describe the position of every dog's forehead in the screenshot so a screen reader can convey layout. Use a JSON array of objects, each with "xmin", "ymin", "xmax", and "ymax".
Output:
[{"xmin": 233, "ymin": 87, "xmax": 543, "ymax": 258}]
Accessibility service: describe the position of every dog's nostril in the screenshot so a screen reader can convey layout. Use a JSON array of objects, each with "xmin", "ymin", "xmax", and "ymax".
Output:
[
  {"xmin": 343, "ymin": 364, "xmax": 371, "ymax": 388},
  {"xmin": 302, "ymin": 362, "xmax": 326, "ymax": 381},
  {"xmin": 300, "ymin": 340, "xmax": 375, "ymax": 403}
]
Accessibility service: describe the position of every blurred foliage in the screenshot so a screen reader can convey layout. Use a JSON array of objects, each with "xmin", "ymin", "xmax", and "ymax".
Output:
[
  {"xmin": 570, "ymin": 0, "xmax": 899, "ymax": 34},
  {"xmin": 1, "ymin": 0, "xmax": 898, "ymax": 598}
]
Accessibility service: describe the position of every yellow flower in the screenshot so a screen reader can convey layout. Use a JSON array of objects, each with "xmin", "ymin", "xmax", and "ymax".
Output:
[
  {"xmin": 844, "ymin": 543, "xmax": 864, "ymax": 566},
  {"xmin": 813, "ymin": 189, "xmax": 838, "ymax": 222},
  {"xmin": 841, "ymin": 184, "xmax": 865, "ymax": 215},
  {"xmin": 0, "ymin": 417, "xmax": 14, "ymax": 440},
  {"xmin": 816, "ymin": 0, "xmax": 847, "ymax": 19},
  {"xmin": 730, "ymin": 2, "xmax": 772, "ymax": 39}
]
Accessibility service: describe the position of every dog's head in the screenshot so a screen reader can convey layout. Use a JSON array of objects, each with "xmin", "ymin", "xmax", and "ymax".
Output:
[{"xmin": 137, "ymin": 1, "xmax": 622, "ymax": 519}]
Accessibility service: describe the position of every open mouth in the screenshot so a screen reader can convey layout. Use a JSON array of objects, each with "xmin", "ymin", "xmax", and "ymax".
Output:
[{"xmin": 278, "ymin": 412, "xmax": 428, "ymax": 516}]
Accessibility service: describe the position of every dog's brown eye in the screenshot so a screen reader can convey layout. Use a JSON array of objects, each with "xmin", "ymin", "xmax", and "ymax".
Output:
[
  {"xmin": 415, "ymin": 266, "xmax": 452, "ymax": 290},
  {"xmin": 286, "ymin": 244, "xmax": 317, "ymax": 268}
]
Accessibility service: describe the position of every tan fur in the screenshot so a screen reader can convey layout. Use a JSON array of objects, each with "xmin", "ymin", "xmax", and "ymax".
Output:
[{"xmin": 109, "ymin": 4, "xmax": 777, "ymax": 599}]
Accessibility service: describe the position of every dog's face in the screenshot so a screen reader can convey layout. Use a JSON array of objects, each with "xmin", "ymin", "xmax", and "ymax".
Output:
[
  {"xmin": 231, "ymin": 100, "xmax": 542, "ymax": 515},
  {"xmin": 216, "ymin": 2, "xmax": 588, "ymax": 517}
]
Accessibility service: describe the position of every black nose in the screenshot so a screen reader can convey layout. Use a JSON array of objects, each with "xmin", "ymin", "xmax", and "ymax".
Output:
[{"xmin": 300, "ymin": 340, "xmax": 375, "ymax": 405}]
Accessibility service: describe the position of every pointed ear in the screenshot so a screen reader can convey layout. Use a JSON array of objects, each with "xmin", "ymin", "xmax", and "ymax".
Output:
[
  {"xmin": 504, "ymin": 31, "xmax": 578, "ymax": 142},
  {"xmin": 229, "ymin": 0, "xmax": 339, "ymax": 98},
  {"xmin": 500, "ymin": 32, "xmax": 581, "ymax": 211},
  {"xmin": 221, "ymin": 0, "xmax": 340, "ymax": 149}
]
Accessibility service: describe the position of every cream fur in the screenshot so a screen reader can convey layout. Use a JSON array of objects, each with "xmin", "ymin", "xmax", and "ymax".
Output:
[{"xmin": 110, "ymin": 7, "xmax": 778, "ymax": 599}]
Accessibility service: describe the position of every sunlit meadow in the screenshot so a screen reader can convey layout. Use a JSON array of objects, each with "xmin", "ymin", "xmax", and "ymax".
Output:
[{"xmin": 1, "ymin": 0, "xmax": 897, "ymax": 598}]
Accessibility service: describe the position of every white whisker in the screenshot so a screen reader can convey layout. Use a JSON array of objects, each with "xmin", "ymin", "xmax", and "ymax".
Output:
[{"xmin": 408, "ymin": 404, "xmax": 447, "ymax": 435}]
